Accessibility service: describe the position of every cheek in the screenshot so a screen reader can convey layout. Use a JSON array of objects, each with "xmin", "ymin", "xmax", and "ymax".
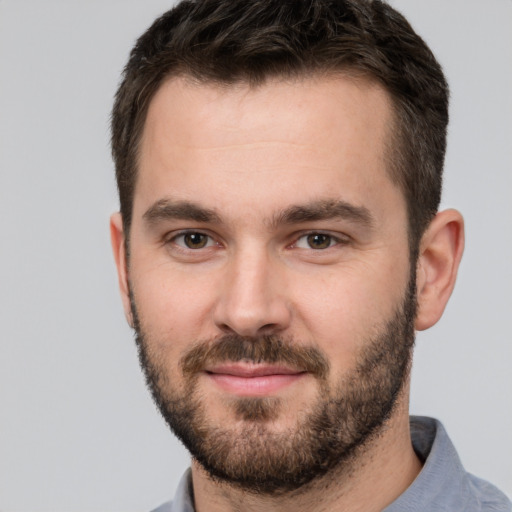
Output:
[
  {"xmin": 291, "ymin": 259, "xmax": 409, "ymax": 365},
  {"xmin": 130, "ymin": 260, "xmax": 219, "ymax": 349}
]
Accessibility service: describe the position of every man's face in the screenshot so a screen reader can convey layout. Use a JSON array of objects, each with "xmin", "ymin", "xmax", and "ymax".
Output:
[{"xmin": 121, "ymin": 75, "xmax": 415, "ymax": 492}]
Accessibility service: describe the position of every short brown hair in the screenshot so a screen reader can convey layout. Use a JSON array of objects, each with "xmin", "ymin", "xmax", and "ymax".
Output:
[{"xmin": 111, "ymin": 0, "xmax": 448, "ymax": 253}]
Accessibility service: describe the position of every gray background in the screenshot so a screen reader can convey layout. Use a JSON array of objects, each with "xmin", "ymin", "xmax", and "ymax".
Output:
[{"xmin": 0, "ymin": 1, "xmax": 510, "ymax": 510}]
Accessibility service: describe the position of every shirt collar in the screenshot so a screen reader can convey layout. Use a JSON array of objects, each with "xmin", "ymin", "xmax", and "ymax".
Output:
[{"xmin": 384, "ymin": 416, "xmax": 472, "ymax": 512}]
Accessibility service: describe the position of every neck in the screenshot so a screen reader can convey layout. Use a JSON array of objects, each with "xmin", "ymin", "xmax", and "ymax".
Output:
[{"xmin": 191, "ymin": 391, "xmax": 422, "ymax": 512}]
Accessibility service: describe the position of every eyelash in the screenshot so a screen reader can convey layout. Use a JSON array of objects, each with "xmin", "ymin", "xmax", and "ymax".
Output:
[
  {"xmin": 292, "ymin": 231, "xmax": 350, "ymax": 250},
  {"xmin": 165, "ymin": 230, "xmax": 350, "ymax": 252},
  {"xmin": 166, "ymin": 231, "xmax": 218, "ymax": 251}
]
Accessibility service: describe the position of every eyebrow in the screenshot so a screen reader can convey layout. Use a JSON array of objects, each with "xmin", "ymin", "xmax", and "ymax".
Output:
[
  {"xmin": 143, "ymin": 198, "xmax": 374, "ymax": 230},
  {"xmin": 270, "ymin": 199, "xmax": 374, "ymax": 229},
  {"xmin": 143, "ymin": 199, "xmax": 221, "ymax": 225}
]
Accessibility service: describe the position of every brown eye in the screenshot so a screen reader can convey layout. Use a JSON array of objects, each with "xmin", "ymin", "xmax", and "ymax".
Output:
[
  {"xmin": 183, "ymin": 232, "xmax": 209, "ymax": 249},
  {"xmin": 306, "ymin": 233, "xmax": 332, "ymax": 249}
]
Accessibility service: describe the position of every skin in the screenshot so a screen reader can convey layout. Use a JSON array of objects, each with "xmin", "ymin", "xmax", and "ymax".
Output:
[{"xmin": 111, "ymin": 75, "xmax": 464, "ymax": 512}]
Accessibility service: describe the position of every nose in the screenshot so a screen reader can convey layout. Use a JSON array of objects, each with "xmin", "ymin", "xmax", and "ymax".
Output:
[{"xmin": 213, "ymin": 248, "xmax": 292, "ymax": 337}]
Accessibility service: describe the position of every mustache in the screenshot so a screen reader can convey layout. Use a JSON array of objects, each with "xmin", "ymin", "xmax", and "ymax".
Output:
[{"xmin": 181, "ymin": 334, "xmax": 329, "ymax": 379}]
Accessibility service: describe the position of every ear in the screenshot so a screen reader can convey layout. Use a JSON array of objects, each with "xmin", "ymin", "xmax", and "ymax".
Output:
[
  {"xmin": 415, "ymin": 209, "xmax": 465, "ymax": 331},
  {"xmin": 110, "ymin": 212, "xmax": 134, "ymax": 328}
]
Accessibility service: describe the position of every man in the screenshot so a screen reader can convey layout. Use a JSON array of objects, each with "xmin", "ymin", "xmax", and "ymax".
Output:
[{"xmin": 109, "ymin": 0, "xmax": 511, "ymax": 510}]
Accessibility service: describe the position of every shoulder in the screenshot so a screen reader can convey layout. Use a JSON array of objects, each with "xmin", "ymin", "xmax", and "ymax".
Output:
[
  {"xmin": 465, "ymin": 474, "xmax": 512, "ymax": 512},
  {"xmin": 386, "ymin": 417, "xmax": 511, "ymax": 512}
]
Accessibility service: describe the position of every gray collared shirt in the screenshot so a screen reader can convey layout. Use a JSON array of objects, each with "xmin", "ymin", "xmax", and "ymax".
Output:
[{"xmin": 152, "ymin": 416, "xmax": 511, "ymax": 512}]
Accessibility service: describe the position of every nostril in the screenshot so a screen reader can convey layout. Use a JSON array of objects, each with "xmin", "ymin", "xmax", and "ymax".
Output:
[
  {"xmin": 218, "ymin": 323, "xmax": 236, "ymax": 335},
  {"xmin": 212, "ymin": 279, "xmax": 292, "ymax": 337},
  {"xmin": 215, "ymin": 319, "xmax": 282, "ymax": 338},
  {"xmin": 259, "ymin": 323, "xmax": 280, "ymax": 334}
]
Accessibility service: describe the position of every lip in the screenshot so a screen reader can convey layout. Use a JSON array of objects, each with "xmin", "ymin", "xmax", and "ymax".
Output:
[{"xmin": 204, "ymin": 363, "xmax": 307, "ymax": 396}]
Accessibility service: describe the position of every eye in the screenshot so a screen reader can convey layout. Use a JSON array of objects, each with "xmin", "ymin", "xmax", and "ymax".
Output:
[
  {"xmin": 172, "ymin": 232, "xmax": 214, "ymax": 249},
  {"xmin": 294, "ymin": 233, "xmax": 343, "ymax": 250}
]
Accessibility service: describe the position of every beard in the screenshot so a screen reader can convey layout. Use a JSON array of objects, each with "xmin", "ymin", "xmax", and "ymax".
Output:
[{"xmin": 130, "ymin": 274, "xmax": 417, "ymax": 495}]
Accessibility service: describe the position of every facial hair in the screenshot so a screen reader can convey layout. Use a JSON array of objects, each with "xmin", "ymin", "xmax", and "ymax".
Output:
[{"xmin": 130, "ymin": 275, "xmax": 417, "ymax": 495}]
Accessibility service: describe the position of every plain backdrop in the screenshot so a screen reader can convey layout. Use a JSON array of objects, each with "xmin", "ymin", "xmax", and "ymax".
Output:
[{"xmin": 0, "ymin": 1, "xmax": 511, "ymax": 510}]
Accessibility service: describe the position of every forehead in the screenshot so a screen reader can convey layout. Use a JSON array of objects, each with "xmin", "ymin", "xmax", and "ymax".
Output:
[
  {"xmin": 140, "ymin": 73, "xmax": 393, "ymax": 158},
  {"xmin": 135, "ymin": 74, "xmax": 402, "ymax": 226}
]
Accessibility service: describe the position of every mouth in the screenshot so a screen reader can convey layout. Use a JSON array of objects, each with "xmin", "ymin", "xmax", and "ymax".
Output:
[{"xmin": 203, "ymin": 363, "xmax": 308, "ymax": 397}]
